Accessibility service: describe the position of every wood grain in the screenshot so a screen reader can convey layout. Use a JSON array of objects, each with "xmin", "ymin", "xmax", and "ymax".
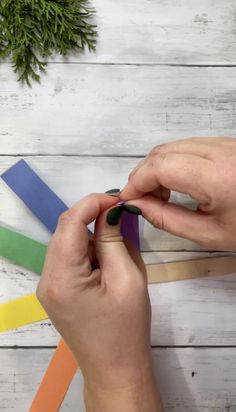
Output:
[
  {"xmin": 0, "ymin": 65, "xmax": 236, "ymax": 155},
  {"xmin": 1, "ymin": 347, "xmax": 236, "ymax": 412}
]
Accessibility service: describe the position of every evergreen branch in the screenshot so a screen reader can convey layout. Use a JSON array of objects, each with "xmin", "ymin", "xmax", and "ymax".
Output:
[{"xmin": 0, "ymin": 0, "xmax": 97, "ymax": 85}]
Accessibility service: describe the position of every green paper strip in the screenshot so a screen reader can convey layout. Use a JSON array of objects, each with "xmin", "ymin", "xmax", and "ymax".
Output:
[{"xmin": 0, "ymin": 226, "xmax": 46, "ymax": 274}]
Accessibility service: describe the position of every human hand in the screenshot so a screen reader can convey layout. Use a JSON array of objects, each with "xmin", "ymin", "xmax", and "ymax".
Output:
[
  {"xmin": 121, "ymin": 138, "xmax": 236, "ymax": 251},
  {"xmin": 36, "ymin": 194, "xmax": 162, "ymax": 412}
]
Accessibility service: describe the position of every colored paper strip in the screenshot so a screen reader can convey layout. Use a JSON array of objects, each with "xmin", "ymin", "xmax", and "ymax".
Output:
[
  {"xmin": 1, "ymin": 160, "xmax": 68, "ymax": 233},
  {"xmin": 29, "ymin": 339, "xmax": 78, "ymax": 412},
  {"xmin": 0, "ymin": 293, "xmax": 47, "ymax": 332},
  {"xmin": 121, "ymin": 211, "xmax": 140, "ymax": 250},
  {"xmin": 0, "ymin": 226, "xmax": 46, "ymax": 274},
  {"xmin": 146, "ymin": 256, "xmax": 236, "ymax": 284}
]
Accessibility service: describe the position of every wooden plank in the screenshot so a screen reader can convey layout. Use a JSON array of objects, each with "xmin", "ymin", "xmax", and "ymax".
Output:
[
  {"xmin": 5, "ymin": 0, "xmax": 236, "ymax": 65},
  {"xmin": 1, "ymin": 254, "xmax": 236, "ymax": 347},
  {"xmin": 1, "ymin": 347, "xmax": 236, "ymax": 411},
  {"xmin": 1, "ymin": 65, "xmax": 236, "ymax": 155},
  {"xmin": 150, "ymin": 272, "xmax": 236, "ymax": 346},
  {"xmin": 0, "ymin": 155, "xmax": 201, "ymax": 251},
  {"xmin": 153, "ymin": 347, "xmax": 236, "ymax": 412}
]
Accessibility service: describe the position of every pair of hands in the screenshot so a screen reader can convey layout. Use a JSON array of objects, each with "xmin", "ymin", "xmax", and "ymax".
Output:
[{"xmin": 37, "ymin": 138, "xmax": 236, "ymax": 411}]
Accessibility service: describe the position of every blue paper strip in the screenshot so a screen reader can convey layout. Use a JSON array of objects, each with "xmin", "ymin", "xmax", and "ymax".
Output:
[{"xmin": 1, "ymin": 160, "xmax": 68, "ymax": 233}]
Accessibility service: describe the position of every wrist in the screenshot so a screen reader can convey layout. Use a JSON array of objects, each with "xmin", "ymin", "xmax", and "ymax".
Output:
[{"xmin": 83, "ymin": 357, "xmax": 163, "ymax": 412}]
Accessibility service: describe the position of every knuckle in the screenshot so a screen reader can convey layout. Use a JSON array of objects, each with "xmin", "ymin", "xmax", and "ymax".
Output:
[
  {"xmin": 42, "ymin": 276, "xmax": 65, "ymax": 305},
  {"xmin": 36, "ymin": 280, "xmax": 63, "ymax": 307},
  {"xmin": 45, "ymin": 283, "xmax": 63, "ymax": 304},
  {"xmin": 57, "ymin": 210, "xmax": 74, "ymax": 226},
  {"xmin": 83, "ymin": 193, "xmax": 100, "ymax": 206},
  {"xmin": 150, "ymin": 144, "xmax": 166, "ymax": 156},
  {"xmin": 88, "ymin": 192, "xmax": 100, "ymax": 201},
  {"xmin": 148, "ymin": 151, "xmax": 168, "ymax": 175},
  {"xmin": 157, "ymin": 151, "xmax": 168, "ymax": 163},
  {"xmin": 36, "ymin": 268, "xmax": 61, "ymax": 304},
  {"xmin": 97, "ymin": 233, "xmax": 124, "ymax": 243}
]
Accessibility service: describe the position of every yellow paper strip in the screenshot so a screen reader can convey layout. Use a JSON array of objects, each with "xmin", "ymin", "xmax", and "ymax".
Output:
[
  {"xmin": 0, "ymin": 293, "xmax": 47, "ymax": 332},
  {"xmin": 147, "ymin": 256, "xmax": 236, "ymax": 284}
]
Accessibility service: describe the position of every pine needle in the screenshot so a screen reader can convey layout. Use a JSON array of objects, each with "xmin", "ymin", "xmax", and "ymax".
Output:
[{"xmin": 0, "ymin": 0, "xmax": 97, "ymax": 85}]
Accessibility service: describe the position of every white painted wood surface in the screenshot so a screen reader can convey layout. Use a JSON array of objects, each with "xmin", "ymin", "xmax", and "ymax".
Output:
[
  {"xmin": 1, "ymin": 65, "xmax": 236, "ymax": 155},
  {"xmin": 1, "ymin": 0, "xmax": 236, "ymax": 410},
  {"xmin": 1, "ymin": 347, "xmax": 236, "ymax": 412}
]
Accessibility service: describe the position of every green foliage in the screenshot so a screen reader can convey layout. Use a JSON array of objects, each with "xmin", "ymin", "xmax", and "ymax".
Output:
[{"xmin": 0, "ymin": 0, "xmax": 97, "ymax": 85}]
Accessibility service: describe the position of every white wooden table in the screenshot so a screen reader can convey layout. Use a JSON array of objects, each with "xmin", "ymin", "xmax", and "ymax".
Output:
[{"xmin": 1, "ymin": 1, "xmax": 236, "ymax": 410}]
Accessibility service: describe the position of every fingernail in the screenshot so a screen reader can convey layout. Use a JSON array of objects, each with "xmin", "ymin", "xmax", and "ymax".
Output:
[
  {"xmin": 105, "ymin": 188, "xmax": 121, "ymax": 197},
  {"xmin": 123, "ymin": 204, "xmax": 142, "ymax": 216},
  {"xmin": 107, "ymin": 206, "xmax": 123, "ymax": 226}
]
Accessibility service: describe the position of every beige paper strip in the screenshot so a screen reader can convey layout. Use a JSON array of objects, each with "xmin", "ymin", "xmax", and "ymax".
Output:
[{"xmin": 146, "ymin": 256, "xmax": 236, "ymax": 284}]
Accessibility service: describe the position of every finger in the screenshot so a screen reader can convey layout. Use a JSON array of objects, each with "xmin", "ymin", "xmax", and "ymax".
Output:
[
  {"xmin": 149, "ymin": 138, "xmax": 224, "ymax": 160},
  {"xmin": 124, "ymin": 195, "xmax": 220, "ymax": 248},
  {"xmin": 121, "ymin": 153, "xmax": 213, "ymax": 204},
  {"xmin": 94, "ymin": 207, "xmax": 145, "ymax": 284},
  {"xmin": 49, "ymin": 194, "xmax": 119, "ymax": 274},
  {"xmin": 128, "ymin": 154, "xmax": 170, "ymax": 201},
  {"xmin": 128, "ymin": 138, "xmax": 212, "ymax": 185}
]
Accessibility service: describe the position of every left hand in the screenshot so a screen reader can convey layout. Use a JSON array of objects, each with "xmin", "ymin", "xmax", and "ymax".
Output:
[{"xmin": 36, "ymin": 194, "xmax": 153, "ymax": 392}]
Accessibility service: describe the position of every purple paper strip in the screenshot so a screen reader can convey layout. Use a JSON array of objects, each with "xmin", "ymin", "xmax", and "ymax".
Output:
[{"xmin": 120, "ymin": 211, "xmax": 140, "ymax": 250}]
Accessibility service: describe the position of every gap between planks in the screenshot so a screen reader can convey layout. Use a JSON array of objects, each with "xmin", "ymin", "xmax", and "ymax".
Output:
[
  {"xmin": 0, "ymin": 154, "xmax": 146, "ymax": 158},
  {"xmin": 2, "ymin": 61, "xmax": 236, "ymax": 68}
]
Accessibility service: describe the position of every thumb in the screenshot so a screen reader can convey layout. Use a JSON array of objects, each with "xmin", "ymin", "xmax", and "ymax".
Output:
[
  {"xmin": 124, "ymin": 195, "xmax": 219, "ymax": 248},
  {"xmin": 94, "ymin": 205, "xmax": 144, "ymax": 283}
]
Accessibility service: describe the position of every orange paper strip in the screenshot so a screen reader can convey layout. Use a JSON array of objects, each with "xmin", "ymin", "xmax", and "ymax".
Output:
[{"xmin": 29, "ymin": 339, "xmax": 78, "ymax": 412}]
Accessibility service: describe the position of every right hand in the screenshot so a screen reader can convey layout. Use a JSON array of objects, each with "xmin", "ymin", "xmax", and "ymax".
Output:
[{"xmin": 120, "ymin": 138, "xmax": 236, "ymax": 251}]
